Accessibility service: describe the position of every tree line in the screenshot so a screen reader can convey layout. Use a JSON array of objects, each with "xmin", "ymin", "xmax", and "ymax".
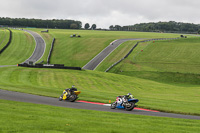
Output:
[
  {"xmin": 0, "ymin": 17, "xmax": 82, "ymax": 29},
  {"xmin": 109, "ymin": 21, "xmax": 200, "ymax": 33}
]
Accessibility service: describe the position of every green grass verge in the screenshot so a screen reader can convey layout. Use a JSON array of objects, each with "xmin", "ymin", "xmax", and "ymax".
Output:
[
  {"xmin": 0, "ymin": 99, "xmax": 200, "ymax": 133},
  {"xmin": 0, "ymin": 29, "xmax": 10, "ymax": 50},
  {"xmin": 0, "ymin": 29, "xmax": 6, "ymax": 46},
  {"xmin": 0, "ymin": 67, "xmax": 199, "ymax": 115},
  {"xmin": 109, "ymin": 37, "xmax": 200, "ymax": 85},
  {"xmin": 0, "ymin": 29, "xmax": 35, "ymax": 65}
]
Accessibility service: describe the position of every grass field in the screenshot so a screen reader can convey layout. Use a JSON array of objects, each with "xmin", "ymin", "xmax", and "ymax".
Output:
[
  {"xmin": 50, "ymin": 30, "xmax": 180, "ymax": 67},
  {"xmin": 0, "ymin": 99, "xmax": 199, "ymax": 133},
  {"xmin": 0, "ymin": 66, "xmax": 199, "ymax": 115},
  {"xmin": 108, "ymin": 37, "xmax": 200, "ymax": 85},
  {"xmin": 0, "ymin": 28, "xmax": 10, "ymax": 51},
  {"xmin": 0, "ymin": 29, "xmax": 35, "ymax": 65}
]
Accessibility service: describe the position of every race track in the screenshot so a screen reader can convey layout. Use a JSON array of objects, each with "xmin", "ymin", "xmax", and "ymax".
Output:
[
  {"xmin": 0, "ymin": 89, "xmax": 199, "ymax": 120},
  {"xmin": 83, "ymin": 38, "xmax": 144, "ymax": 70},
  {"xmin": 23, "ymin": 30, "xmax": 46, "ymax": 64}
]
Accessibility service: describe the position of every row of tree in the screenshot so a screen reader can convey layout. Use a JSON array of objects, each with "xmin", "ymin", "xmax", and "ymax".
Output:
[
  {"xmin": 0, "ymin": 17, "xmax": 82, "ymax": 29},
  {"xmin": 109, "ymin": 21, "xmax": 200, "ymax": 33}
]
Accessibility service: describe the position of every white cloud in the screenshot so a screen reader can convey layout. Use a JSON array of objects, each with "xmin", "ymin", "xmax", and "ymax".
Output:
[{"xmin": 0, "ymin": 0, "xmax": 200, "ymax": 28}]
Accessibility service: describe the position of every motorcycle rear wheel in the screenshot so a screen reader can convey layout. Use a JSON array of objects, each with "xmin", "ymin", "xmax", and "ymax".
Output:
[
  {"xmin": 125, "ymin": 102, "xmax": 135, "ymax": 111},
  {"xmin": 69, "ymin": 94, "xmax": 77, "ymax": 102}
]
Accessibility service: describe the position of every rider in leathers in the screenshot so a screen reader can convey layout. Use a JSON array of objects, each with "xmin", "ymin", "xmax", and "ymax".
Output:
[
  {"xmin": 63, "ymin": 85, "xmax": 77, "ymax": 97},
  {"xmin": 122, "ymin": 93, "xmax": 134, "ymax": 104},
  {"xmin": 118, "ymin": 93, "xmax": 133, "ymax": 105}
]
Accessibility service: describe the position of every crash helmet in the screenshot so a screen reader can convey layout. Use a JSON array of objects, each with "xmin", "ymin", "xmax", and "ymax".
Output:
[
  {"xmin": 127, "ymin": 93, "xmax": 131, "ymax": 96},
  {"xmin": 72, "ymin": 85, "xmax": 75, "ymax": 88}
]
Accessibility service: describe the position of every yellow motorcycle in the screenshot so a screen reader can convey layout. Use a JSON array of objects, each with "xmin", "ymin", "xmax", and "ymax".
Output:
[{"xmin": 59, "ymin": 89, "xmax": 81, "ymax": 102}]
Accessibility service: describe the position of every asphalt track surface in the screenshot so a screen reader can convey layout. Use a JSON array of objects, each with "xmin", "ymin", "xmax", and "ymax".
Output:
[
  {"xmin": 83, "ymin": 38, "xmax": 144, "ymax": 70},
  {"xmin": 23, "ymin": 30, "xmax": 45, "ymax": 64},
  {"xmin": 0, "ymin": 90, "xmax": 199, "ymax": 120}
]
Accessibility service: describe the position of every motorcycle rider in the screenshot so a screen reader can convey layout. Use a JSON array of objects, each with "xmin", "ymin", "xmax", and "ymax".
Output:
[
  {"xmin": 63, "ymin": 85, "xmax": 77, "ymax": 97},
  {"xmin": 122, "ymin": 93, "xmax": 133, "ymax": 103},
  {"xmin": 117, "ymin": 93, "xmax": 133, "ymax": 105}
]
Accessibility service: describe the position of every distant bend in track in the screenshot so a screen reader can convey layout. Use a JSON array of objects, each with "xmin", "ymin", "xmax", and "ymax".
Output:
[
  {"xmin": 23, "ymin": 30, "xmax": 46, "ymax": 64},
  {"xmin": 83, "ymin": 38, "xmax": 144, "ymax": 70}
]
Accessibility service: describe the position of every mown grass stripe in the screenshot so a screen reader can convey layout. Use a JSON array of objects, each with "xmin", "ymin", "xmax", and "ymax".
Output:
[{"xmin": 0, "ymin": 29, "xmax": 7, "ymax": 46}]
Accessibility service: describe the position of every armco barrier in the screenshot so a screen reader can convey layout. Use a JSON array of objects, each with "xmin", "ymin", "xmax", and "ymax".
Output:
[
  {"xmin": 18, "ymin": 63, "xmax": 81, "ymax": 70},
  {"xmin": 0, "ymin": 29, "xmax": 12, "ymax": 54},
  {"xmin": 105, "ymin": 38, "xmax": 179, "ymax": 72},
  {"xmin": 47, "ymin": 38, "xmax": 55, "ymax": 64}
]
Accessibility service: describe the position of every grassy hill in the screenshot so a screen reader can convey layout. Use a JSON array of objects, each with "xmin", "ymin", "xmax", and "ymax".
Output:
[
  {"xmin": 50, "ymin": 30, "xmax": 180, "ymax": 67},
  {"xmin": 27, "ymin": 29, "xmax": 180, "ymax": 67},
  {"xmin": 0, "ymin": 29, "xmax": 35, "ymax": 65},
  {"xmin": 106, "ymin": 37, "xmax": 200, "ymax": 85}
]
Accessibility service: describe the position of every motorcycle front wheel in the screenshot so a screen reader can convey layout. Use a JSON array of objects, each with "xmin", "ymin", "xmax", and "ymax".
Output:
[
  {"xmin": 111, "ymin": 102, "xmax": 116, "ymax": 109},
  {"xmin": 59, "ymin": 94, "xmax": 63, "ymax": 101},
  {"xmin": 69, "ymin": 94, "xmax": 77, "ymax": 102},
  {"xmin": 125, "ymin": 102, "xmax": 135, "ymax": 111}
]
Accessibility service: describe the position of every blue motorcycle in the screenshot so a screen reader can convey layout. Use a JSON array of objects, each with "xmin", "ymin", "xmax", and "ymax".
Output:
[{"xmin": 111, "ymin": 96, "xmax": 139, "ymax": 111}]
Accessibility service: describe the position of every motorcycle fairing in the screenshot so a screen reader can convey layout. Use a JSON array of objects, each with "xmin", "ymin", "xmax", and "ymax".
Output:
[{"xmin": 128, "ymin": 98, "xmax": 139, "ymax": 103}]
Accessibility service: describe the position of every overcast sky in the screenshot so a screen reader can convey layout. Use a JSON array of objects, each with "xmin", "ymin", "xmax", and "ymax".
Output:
[{"xmin": 0, "ymin": 0, "xmax": 199, "ymax": 28}]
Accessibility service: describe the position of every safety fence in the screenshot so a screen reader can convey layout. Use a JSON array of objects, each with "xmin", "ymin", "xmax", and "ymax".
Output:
[
  {"xmin": 0, "ymin": 29, "xmax": 12, "ymax": 54},
  {"xmin": 47, "ymin": 38, "xmax": 55, "ymax": 64},
  {"xmin": 18, "ymin": 63, "xmax": 82, "ymax": 70},
  {"xmin": 105, "ymin": 37, "xmax": 179, "ymax": 72}
]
